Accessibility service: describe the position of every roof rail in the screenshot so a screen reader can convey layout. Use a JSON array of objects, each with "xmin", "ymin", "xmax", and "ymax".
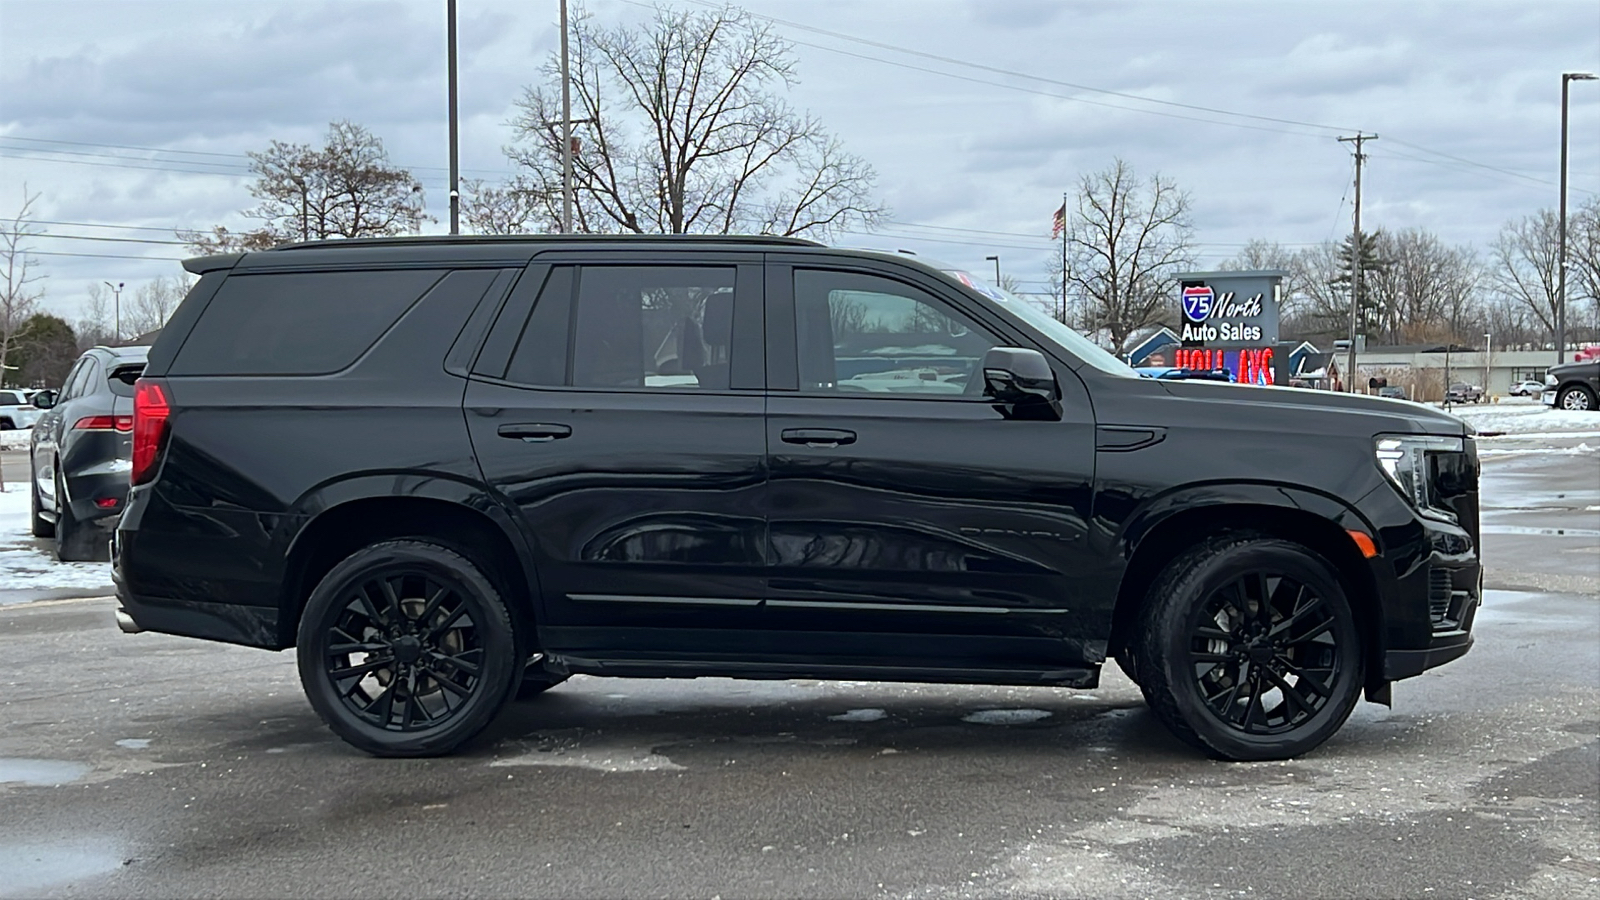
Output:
[{"xmin": 271, "ymin": 234, "xmax": 824, "ymax": 251}]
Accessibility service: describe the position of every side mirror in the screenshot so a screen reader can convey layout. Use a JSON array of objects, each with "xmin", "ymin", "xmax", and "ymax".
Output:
[
  {"xmin": 980, "ymin": 347, "xmax": 1062, "ymax": 421},
  {"xmin": 32, "ymin": 390, "xmax": 57, "ymax": 410}
]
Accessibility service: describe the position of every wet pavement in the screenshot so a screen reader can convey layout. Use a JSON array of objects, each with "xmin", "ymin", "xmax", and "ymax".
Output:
[{"xmin": 0, "ymin": 437, "xmax": 1595, "ymax": 899}]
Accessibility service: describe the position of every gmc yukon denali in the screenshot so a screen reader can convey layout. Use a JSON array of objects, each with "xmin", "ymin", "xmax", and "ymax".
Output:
[{"xmin": 112, "ymin": 235, "xmax": 1481, "ymax": 760}]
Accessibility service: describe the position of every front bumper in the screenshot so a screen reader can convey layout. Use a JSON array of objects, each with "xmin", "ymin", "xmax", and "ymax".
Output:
[
  {"xmin": 1541, "ymin": 389, "xmax": 1556, "ymax": 407},
  {"xmin": 1372, "ymin": 510, "xmax": 1481, "ymax": 681}
]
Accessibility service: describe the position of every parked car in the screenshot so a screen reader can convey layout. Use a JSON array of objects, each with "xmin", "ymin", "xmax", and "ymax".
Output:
[
  {"xmin": 1445, "ymin": 383, "xmax": 1483, "ymax": 404},
  {"xmin": 0, "ymin": 388, "xmax": 43, "ymax": 430},
  {"xmin": 29, "ymin": 345, "xmax": 148, "ymax": 560},
  {"xmin": 1376, "ymin": 386, "xmax": 1407, "ymax": 400},
  {"xmin": 1541, "ymin": 359, "xmax": 1599, "ymax": 411},
  {"xmin": 1508, "ymin": 380, "xmax": 1545, "ymax": 397},
  {"xmin": 114, "ymin": 236, "xmax": 1481, "ymax": 762}
]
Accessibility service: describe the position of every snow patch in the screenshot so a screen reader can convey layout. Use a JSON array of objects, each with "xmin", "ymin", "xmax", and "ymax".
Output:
[
  {"xmin": 0, "ymin": 428, "xmax": 31, "ymax": 451},
  {"xmin": 1446, "ymin": 404, "xmax": 1600, "ymax": 436},
  {"xmin": 962, "ymin": 708, "xmax": 1052, "ymax": 725},
  {"xmin": 491, "ymin": 739, "xmax": 685, "ymax": 773},
  {"xmin": 828, "ymin": 708, "xmax": 887, "ymax": 723},
  {"xmin": 1479, "ymin": 442, "xmax": 1596, "ymax": 458},
  {"xmin": 0, "ymin": 488, "xmax": 115, "ymax": 599}
]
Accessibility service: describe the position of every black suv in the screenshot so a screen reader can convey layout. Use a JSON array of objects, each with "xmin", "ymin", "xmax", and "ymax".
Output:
[
  {"xmin": 30, "ymin": 344, "xmax": 147, "ymax": 560},
  {"xmin": 113, "ymin": 236, "xmax": 1481, "ymax": 761}
]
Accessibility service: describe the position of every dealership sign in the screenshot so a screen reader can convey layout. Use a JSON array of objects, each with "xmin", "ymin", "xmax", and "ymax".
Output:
[{"xmin": 1176, "ymin": 270, "xmax": 1283, "ymax": 349}]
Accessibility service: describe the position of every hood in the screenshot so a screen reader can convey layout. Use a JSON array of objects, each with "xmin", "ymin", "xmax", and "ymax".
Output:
[{"xmin": 1150, "ymin": 379, "xmax": 1471, "ymax": 436}]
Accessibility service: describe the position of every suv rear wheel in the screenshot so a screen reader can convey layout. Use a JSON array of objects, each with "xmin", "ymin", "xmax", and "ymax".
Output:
[
  {"xmin": 1135, "ymin": 535, "xmax": 1363, "ymax": 761},
  {"xmin": 296, "ymin": 540, "xmax": 520, "ymax": 757}
]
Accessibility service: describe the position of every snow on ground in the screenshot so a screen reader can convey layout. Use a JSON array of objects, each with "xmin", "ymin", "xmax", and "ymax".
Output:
[
  {"xmin": 1443, "ymin": 402, "xmax": 1600, "ymax": 437},
  {"xmin": 0, "ymin": 486, "xmax": 114, "ymax": 596},
  {"xmin": 1, "ymin": 427, "xmax": 30, "ymax": 450}
]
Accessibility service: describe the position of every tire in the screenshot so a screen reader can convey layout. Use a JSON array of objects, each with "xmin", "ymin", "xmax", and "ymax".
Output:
[
  {"xmin": 297, "ymin": 540, "xmax": 521, "ymax": 757},
  {"xmin": 54, "ymin": 471, "xmax": 106, "ymax": 562},
  {"xmin": 30, "ymin": 473, "xmax": 54, "ymax": 539},
  {"xmin": 1557, "ymin": 385, "xmax": 1596, "ymax": 412},
  {"xmin": 1134, "ymin": 535, "xmax": 1364, "ymax": 761},
  {"xmin": 515, "ymin": 671, "xmax": 569, "ymax": 700}
]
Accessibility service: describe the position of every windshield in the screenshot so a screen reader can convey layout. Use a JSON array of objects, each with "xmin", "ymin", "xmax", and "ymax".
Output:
[{"xmin": 940, "ymin": 270, "xmax": 1136, "ymax": 378}]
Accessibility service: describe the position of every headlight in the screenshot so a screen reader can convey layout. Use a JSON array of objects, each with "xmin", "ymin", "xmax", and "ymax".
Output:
[
  {"xmin": 1375, "ymin": 435, "xmax": 1464, "ymax": 511},
  {"xmin": 1545, "ymin": 374, "xmax": 1558, "ymax": 387}
]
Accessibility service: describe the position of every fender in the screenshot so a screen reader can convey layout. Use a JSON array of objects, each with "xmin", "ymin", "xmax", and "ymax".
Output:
[
  {"xmin": 277, "ymin": 470, "xmax": 548, "ymax": 643},
  {"xmin": 1111, "ymin": 479, "xmax": 1381, "ymax": 560}
]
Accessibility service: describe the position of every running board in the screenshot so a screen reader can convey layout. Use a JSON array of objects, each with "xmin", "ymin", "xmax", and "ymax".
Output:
[{"xmin": 549, "ymin": 655, "xmax": 1099, "ymax": 689}]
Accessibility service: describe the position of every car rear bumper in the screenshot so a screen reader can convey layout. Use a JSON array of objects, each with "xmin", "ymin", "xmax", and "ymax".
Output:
[{"xmin": 111, "ymin": 523, "xmax": 285, "ymax": 649}]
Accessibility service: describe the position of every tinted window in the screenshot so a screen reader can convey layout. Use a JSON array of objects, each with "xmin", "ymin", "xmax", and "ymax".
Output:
[
  {"xmin": 58, "ymin": 360, "xmax": 88, "ymax": 399},
  {"xmin": 169, "ymin": 269, "xmax": 445, "ymax": 376},
  {"xmin": 793, "ymin": 269, "xmax": 996, "ymax": 395},
  {"xmin": 503, "ymin": 266, "xmax": 736, "ymax": 391},
  {"xmin": 0, "ymin": 390, "xmax": 23, "ymax": 405},
  {"xmin": 107, "ymin": 362, "xmax": 144, "ymax": 397}
]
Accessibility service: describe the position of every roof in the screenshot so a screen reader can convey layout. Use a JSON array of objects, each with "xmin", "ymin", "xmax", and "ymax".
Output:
[{"xmin": 90, "ymin": 344, "xmax": 150, "ymax": 360}]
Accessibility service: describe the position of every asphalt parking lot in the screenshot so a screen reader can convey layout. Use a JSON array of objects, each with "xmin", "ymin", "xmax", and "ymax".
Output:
[{"xmin": 2, "ymin": 429, "xmax": 1596, "ymax": 899}]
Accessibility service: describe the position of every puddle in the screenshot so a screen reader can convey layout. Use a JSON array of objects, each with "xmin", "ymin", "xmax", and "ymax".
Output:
[
  {"xmin": 829, "ymin": 708, "xmax": 887, "ymax": 723},
  {"xmin": 962, "ymin": 708, "xmax": 1052, "ymax": 725},
  {"xmin": 114, "ymin": 739, "xmax": 151, "ymax": 750},
  {"xmin": 1480, "ymin": 525, "xmax": 1600, "ymax": 537},
  {"xmin": 0, "ymin": 758, "xmax": 92, "ymax": 786},
  {"xmin": 0, "ymin": 843, "xmax": 125, "ymax": 897}
]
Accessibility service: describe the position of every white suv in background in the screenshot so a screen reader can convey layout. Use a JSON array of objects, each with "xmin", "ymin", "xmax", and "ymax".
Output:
[{"xmin": 0, "ymin": 388, "xmax": 43, "ymax": 430}]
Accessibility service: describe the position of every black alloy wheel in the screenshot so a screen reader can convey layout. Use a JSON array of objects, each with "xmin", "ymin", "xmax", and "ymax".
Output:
[
  {"xmin": 297, "ymin": 540, "xmax": 519, "ymax": 757},
  {"xmin": 1136, "ymin": 535, "xmax": 1363, "ymax": 761}
]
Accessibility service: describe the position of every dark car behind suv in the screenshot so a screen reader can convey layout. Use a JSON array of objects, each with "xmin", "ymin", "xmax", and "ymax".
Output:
[
  {"xmin": 30, "ymin": 344, "xmax": 147, "ymax": 560},
  {"xmin": 113, "ymin": 235, "xmax": 1482, "ymax": 761}
]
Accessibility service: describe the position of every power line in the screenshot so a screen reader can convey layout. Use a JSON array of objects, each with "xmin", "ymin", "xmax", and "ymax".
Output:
[{"xmin": 31, "ymin": 233, "xmax": 190, "ymax": 246}]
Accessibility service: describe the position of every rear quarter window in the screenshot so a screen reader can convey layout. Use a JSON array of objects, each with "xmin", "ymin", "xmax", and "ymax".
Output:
[{"xmin": 168, "ymin": 269, "xmax": 446, "ymax": 376}]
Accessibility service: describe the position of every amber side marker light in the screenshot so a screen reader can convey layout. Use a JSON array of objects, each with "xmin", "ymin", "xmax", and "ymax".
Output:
[{"xmin": 1347, "ymin": 530, "xmax": 1379, "ymax": 558}]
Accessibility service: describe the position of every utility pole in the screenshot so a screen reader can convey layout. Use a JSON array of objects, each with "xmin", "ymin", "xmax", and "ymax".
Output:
[
  {"xmin": 1338, "ymin": 133, "xmax": 1377, "ymax": 392},
  {"xmin": 560, "ymin": 0, "xmax": 574, "ymax": 233},
  {"xmin": 447, "ymin": 0, "xmax": 460, "ymax": 235}
]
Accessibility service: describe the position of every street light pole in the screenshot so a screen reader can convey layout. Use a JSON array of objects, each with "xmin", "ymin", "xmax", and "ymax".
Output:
[
  {"xmin": 985, "ymin": 255, "xmax": 1000, "ymax": 285},
  {"xmin": 447, "ymin": 0, "xmax": 460, "ymax": 235},
  {"xmin": 103, "ymin": 281, "xmax": 123, "ymax": 342},
  {"xmin": 559, "ymin": 0, "xmax": 574, "ymax": 233},
  {"xmin": 1557, "ymin": 71, "xmax": 1597, "ymax": 364},
  {"xmin": 1484, "ymin": 331, "xmax": 1492, "ymax": 399}
]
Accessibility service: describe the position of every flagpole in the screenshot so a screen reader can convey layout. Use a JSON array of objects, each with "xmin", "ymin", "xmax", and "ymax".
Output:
[{"xmin": 1059, "ymin": 191, "xmax": 1069, "ymax": 323}]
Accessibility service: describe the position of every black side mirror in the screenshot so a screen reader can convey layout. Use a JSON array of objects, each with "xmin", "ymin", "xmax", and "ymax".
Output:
[
  {"xmin": 32, "ymin": 390, "xmax": 57, "ymax": 410},
  {"xmin": 980, "ymin": 347, "xmax": 1062, "ymax": 421}
]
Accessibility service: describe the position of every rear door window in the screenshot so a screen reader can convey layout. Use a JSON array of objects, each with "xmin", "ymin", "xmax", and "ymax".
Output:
[
  {"xmin": 169, "ymin": 269, "xmax": 446, "ymax": 376},
  {"xmin": 501, "ymin": 266, "xmax": 738, "ymax": 391}
]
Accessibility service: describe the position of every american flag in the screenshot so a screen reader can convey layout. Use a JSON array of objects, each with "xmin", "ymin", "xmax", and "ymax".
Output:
[{"xmin": 1051, "ymin": 204, "xmax": 1066, "ymax": 239}]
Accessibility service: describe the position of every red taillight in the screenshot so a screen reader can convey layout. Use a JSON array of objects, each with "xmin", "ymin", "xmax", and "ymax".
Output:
[
  {"xmin": 74, "ymin": 415, "xmax": 133, "ymax": 432},
  {"xmin": 131, "ymin": 378, "xmax": 171, "ymax": 486}
]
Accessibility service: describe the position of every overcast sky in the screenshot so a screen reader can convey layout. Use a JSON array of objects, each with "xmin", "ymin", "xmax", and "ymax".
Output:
[{"xmin": 2, "ymin": 0, "xmax": 1597, "ymax": 323}]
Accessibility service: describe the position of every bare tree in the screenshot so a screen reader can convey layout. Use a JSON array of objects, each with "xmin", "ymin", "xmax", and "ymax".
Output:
[
  {"xmin": 501, "ymin": 3, "xmax": 885, "ymax": 239},
  {"xmin": 1490, "ymin": 209, "xmax": 1561, "ymax": 342},
  {"xmin": 2, "ymin": 187, "xmax": 46, "ymax": 390},
  {"xmin": 1365, "ymin": 229, "xmax": 1481, "ymax": 344},
  {"xmin": 121, "ymin": 275, "xmax": 190, "ymax": 338},
  {"xmin": 1064, "ymin": 158, "xmax": 1194, "ymax": 352},
  {"xmin": 461, "ymin": 177, "xmax": 549, "ymax": 235},
  {"xmin": 75, "ymin": 283, "xmax": 116, "ymax": 350},
  {"xmin": 1568, "ymin": 194, "xmax": 1600, "ymax": 345},
  {"xmin": 181, "ymin": 121, "xmax": 427, "ymax": 253}
]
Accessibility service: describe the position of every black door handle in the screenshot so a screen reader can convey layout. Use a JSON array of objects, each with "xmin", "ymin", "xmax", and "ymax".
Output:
[
  {"xmin": 781, "ymin": 428, "xmax": 857, "ymax": 448},
  {"xmin": 498, "ymin": 423, "xmax": 572, "ymax": 442}
]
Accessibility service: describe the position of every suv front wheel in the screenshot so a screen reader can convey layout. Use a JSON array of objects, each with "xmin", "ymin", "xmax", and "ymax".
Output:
[
  {"xmin": 1135, "ymin": 535, "xmax": 1363, "ymax": 761},
  {"xmin": 296, "ymin": 540, "xmax": 520, "ymax": 757}
]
